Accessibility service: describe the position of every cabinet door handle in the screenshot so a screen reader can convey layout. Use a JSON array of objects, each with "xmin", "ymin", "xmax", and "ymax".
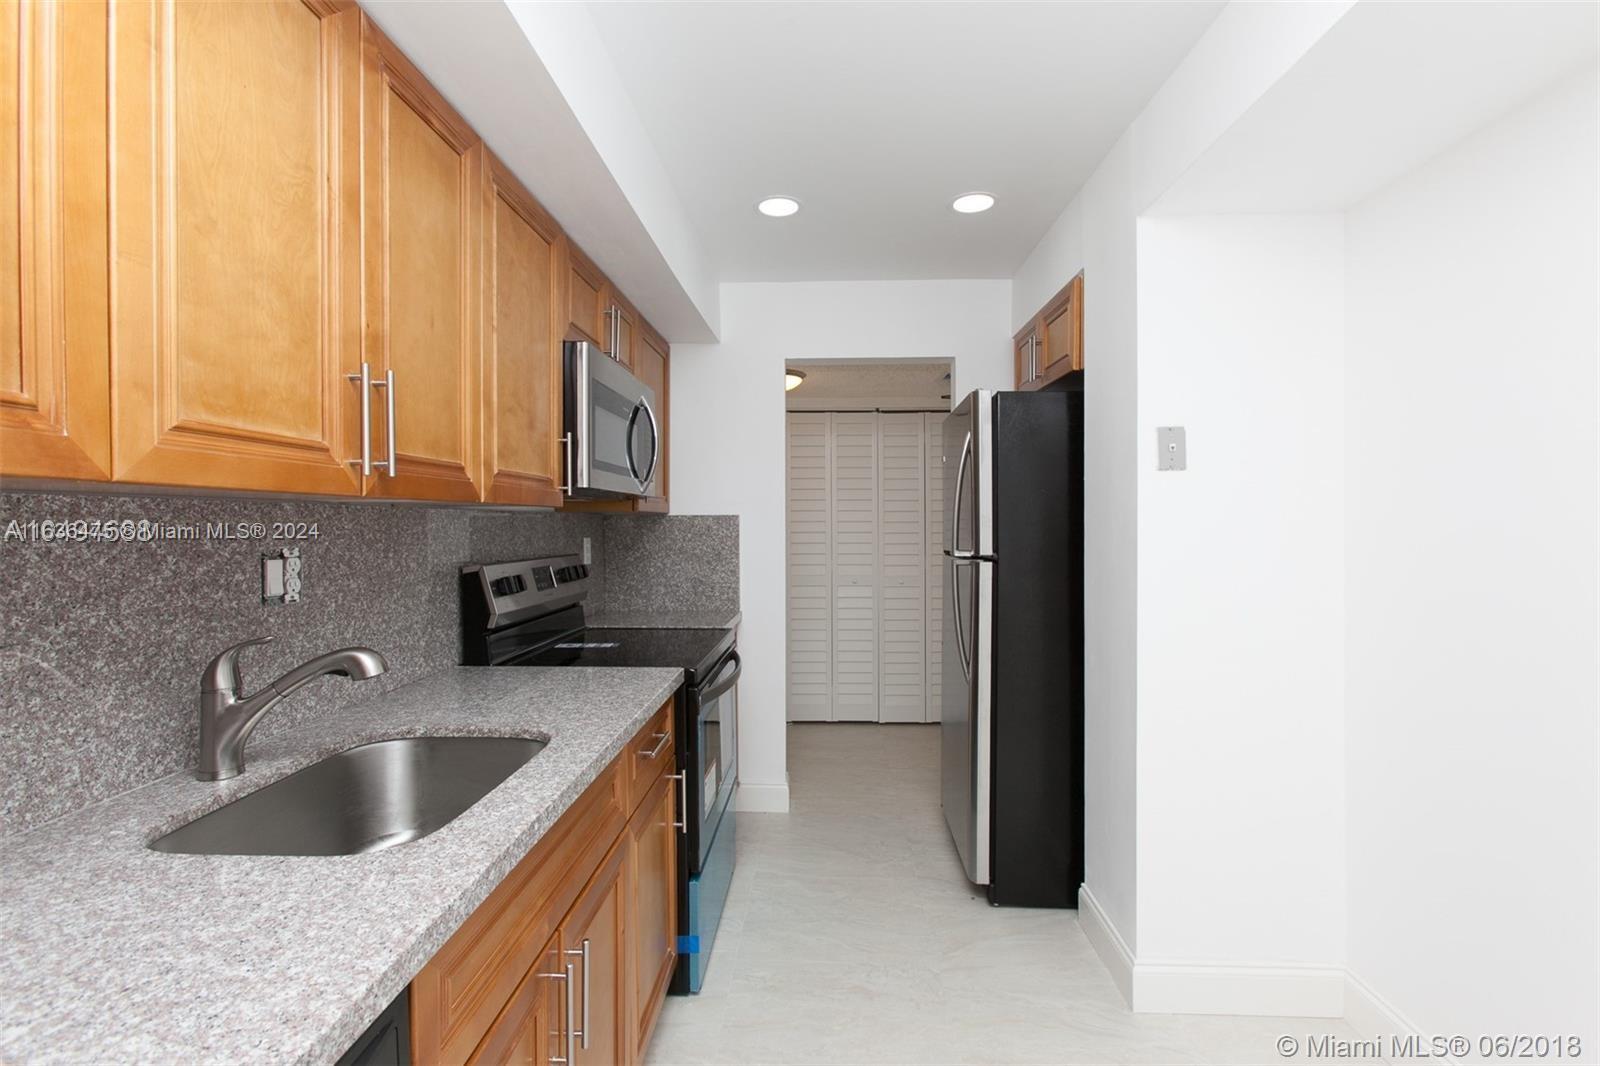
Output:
[
  {"xmin": 667, "ymin": 772, "xmax": 687, "ymax": 833},
  {"xmin": 346, "ymin": 362, "xmax": 372, "ymax": 476},
  {"xmin": 640, "ymin": 731, "xmax": 670, "ymax": 759},
  {"xmin": 565, "ymin": 938, "xmax": 591, "ymax": 1050},
  {"xmin": 371, "ymin": 369, "xmax": 396, "ymax": 476},
  {"xmin": 602, "ymin": 306, "xmax": 615, "ymax": 360},
  {"xmin": 1030, "ymin": 336, "xmax": 1039, "ymax": 381},
  {"xmin": 535, "ymin": 964, "xmax": 572, "ymax": 1065}
]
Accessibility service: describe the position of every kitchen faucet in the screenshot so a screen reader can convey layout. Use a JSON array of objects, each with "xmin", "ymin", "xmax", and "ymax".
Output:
[{"xmin": 197, "ymin": 636, "xmax": 388, "ymax": 781}]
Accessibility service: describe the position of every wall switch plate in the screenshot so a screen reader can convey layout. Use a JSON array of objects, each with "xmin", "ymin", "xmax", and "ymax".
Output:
[
  {"xmin": 1157, "ymin": 426, "xmax": 1187, "ymax": 471},
  {"xmin": 262, "ymin": 547, "xmax": 302, "ymax": 604},
  {"xmin": 582, "ymin": 537, "xmax": 592, "ymax": 565}
]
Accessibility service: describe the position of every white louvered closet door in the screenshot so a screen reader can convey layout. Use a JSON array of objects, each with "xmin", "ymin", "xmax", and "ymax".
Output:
[
  {"xmin": 878, "ymin": 414, "xmax": 927, "ymax": 722},
  {"xmin": 785, "ymin": 414, "xmax": 832, "ymax": 721},
  {"xmin": 829, "ymin": 413, "xmax": 879, "ymax": 721},
  {"xmin": 924, "ymin": 412, "xmax": 945, "ymax": 722}
]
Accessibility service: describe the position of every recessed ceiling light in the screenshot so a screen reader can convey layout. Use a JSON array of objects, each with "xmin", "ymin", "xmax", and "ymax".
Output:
[
  {"xmin": 757, "ymin": 196, "xmax": 801, "ymax": 218},
  {"xmin": 784, "ymin": 369, "xmax": 806, "ymax": 391},
  {"xmin": 952, "ymin": 192, "xmax": 996, "ymax": 214}
]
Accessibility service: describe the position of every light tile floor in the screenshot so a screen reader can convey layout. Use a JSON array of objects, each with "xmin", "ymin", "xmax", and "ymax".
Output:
[{"xmin": 646, "ymin": 723, "xmax": 1359, "ymax": 1065}]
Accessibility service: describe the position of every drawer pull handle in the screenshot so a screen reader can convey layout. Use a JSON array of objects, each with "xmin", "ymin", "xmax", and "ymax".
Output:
[{"xmin": 639, "ymin": 731, "xmax": 670, "ymax": 760}]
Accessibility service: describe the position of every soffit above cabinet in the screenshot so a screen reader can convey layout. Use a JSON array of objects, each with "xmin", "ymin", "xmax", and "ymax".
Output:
[{"xmin": 361, "ymin": 0, "xmax": 720, "ymax": 343}]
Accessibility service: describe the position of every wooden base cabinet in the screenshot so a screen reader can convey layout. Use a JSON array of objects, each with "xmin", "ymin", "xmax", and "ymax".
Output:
[
  {"xmin": 626, "ymin": 771, "xmax": 679, "ymax": 1061},
  {"xmin": 410, "ymin": 703, "xmax": 678, "ymax": 1066}
]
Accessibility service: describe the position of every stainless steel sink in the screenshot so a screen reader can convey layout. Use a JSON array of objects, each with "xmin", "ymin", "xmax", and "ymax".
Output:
[{"xmin": 149, "ymin": 736, "xmax": 545, "ymax": 856}]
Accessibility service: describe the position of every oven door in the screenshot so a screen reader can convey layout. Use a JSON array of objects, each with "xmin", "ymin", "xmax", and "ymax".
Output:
[
  {"xmin": 565, "ymin": 341, "xmax": 659, "ymax": 498},
  {"xmin": 690, "ymin": 649, "xmax": 740, "ymax": 872}
]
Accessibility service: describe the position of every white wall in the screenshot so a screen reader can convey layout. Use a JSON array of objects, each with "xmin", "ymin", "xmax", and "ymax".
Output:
[
  {"xmin": 671, "ymin": 281, "xmax": 1013, "ymax": 810},
  {"xmin": 1343, "ymin": 69, "xmax": 1598, "ymax": 1042},
  {"xmin": 1135, "ymin": 216, "xmax": 1347, "ymax": 1013},
  {"xmin": 1012, "ymin": 0, "xmax": 1352, "ymax": 962}
]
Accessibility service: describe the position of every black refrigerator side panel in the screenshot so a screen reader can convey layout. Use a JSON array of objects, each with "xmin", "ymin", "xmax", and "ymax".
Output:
[{"xmin": 989, "ymin": 388, "xmax": 1085, "ymax": 908}]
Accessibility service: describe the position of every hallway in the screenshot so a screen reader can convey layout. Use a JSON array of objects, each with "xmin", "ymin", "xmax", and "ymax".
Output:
[{"xmin": 646, "ymin": 724, "xmax": 1359, "ymax": 1064}]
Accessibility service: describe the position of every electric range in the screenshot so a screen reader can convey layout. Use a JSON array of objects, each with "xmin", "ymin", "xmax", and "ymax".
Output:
[{"xmin": 460, "ymin": 555, "xmax": 739, "ymax": 995}]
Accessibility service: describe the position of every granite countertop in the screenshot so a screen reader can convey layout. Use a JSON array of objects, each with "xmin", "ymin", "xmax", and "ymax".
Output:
[
  {"xmin": 587, "ymin": 608, "xmax": 742, "ymax": 630},
  {"xmin": 0, "ymin": 666, "xmax": 684, "ymax": 1066}
]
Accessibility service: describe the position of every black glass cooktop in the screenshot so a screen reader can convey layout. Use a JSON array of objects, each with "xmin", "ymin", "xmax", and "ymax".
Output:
[{"xmin": 505, "ymin": 626, "xmax": 733, "ymax": 682}]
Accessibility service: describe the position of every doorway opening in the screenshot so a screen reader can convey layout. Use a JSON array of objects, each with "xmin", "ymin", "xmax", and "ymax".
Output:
[{"xmin": 783, "ymin": 360, "xmax": 952, "ymax": 725}]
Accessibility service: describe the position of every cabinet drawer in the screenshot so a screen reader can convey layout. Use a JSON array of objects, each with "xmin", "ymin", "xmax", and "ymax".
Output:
[
  {"xmin": 626, "ymin": 700, "xmax": 675, "ymax": 815},
  {"xmin": 412, "ymin": 756, "xmax": 627, "ymax": 1066}
]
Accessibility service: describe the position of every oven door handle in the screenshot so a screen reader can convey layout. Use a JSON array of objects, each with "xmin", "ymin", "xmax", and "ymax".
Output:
[{"xmin": 697, "ymin": 651, "xmax": 742, "ymax": 705}]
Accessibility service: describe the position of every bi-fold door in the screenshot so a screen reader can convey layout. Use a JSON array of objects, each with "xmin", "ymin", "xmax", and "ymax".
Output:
[{"xmin": 784, "ymin": 412, "xmax": 945, "ymax": 723}]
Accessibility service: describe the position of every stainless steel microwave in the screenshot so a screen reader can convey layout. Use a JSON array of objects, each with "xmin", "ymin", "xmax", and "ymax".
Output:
[{"xmin": 562, "ymin": 340, "xmax": 660, "ymax": 499}]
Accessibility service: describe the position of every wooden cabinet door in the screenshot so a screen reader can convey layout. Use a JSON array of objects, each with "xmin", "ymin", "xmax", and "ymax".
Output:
[
  {"xmin": 1, "ymin": 0, "xmax": 110, "ymax": 481},
  {"xmin": 633, "ymin": 325, "xmax": 669, "ymax": 512},
  {"xmin": 109, "ymin": 0, "xmax": 363, "ymax": 494},
  {"xmin": 482, "ymin": 154, "xmax": 562, "ymax": 507},
  {"xmin": 467, "ymin": 933, "xmax": 564, "ymax": 1066},
  {"xmin": 565, "ymin": 840, "xmax": 629, "ymax": 1066},
  {"xmin": 361, "ymin": 18, "xmax": 482, "ymax": 502},
  {"xmin": 1040, "ymin": 272, "xmax": 1083, "ymax": 379},
  {"xmin": 1013, "ymin": 325, "xmax": 1039, "ymax": 389},
  {"xmin": 626, "ymin": 771, "xmax": 678, "ymax": 1062},
  {"xmin": 567, "ymin": 244, "xmax": 605, "ymax": 346}
]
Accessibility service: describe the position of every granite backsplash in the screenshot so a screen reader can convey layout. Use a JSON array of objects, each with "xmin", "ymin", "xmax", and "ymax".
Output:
[{"xmin": 0, "ymin": 490, "xmax": 737, "ymax": 836}]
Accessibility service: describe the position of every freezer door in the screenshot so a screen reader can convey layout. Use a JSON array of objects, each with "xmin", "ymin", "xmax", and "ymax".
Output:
[
  {"xmin": 940, "ymin": 555, "xmax": 991, "ymax": 885},
  {"xmin": 942, "ymin": 392, "xmax": 992, "ymax": 558}
]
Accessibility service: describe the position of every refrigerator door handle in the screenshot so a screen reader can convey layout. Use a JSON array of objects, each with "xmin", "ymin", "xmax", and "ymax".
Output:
[
  {"xmin": 952, "ymin": 558, "xmax": 972, "ymax": 681},
  {"xmin": 951, "ymin": 430, "xmax": 975, "ymax": 559}
]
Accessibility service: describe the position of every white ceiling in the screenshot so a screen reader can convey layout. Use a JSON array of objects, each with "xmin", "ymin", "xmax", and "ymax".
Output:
[
  {"xmin": 587, "ymin": 1, "xmax": 1224, "ymax": 282},
  {"xmin": 1152, "ymin": 1, "xmax": 1600, "ymax": 215}
]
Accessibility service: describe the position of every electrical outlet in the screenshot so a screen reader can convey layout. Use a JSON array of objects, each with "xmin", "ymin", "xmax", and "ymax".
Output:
[
  {"xmin": 262, "ymin": 547, "xmax": 303, "ymax": 604},
  {"xmin": 581, "ymin": 537, "xmax": 592, "ymax": 565},
  {"xmin": 1157, "ymin": 427, "xmax": 1186, "ymax": 471}
]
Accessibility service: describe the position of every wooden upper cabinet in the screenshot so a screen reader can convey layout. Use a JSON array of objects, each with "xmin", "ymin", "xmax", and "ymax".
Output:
[
  {"xmin": 108, "ymin": 0, "xmax": 364, "ymax": 494},
  {"xmin": 1, "ymin": 0, "xmax": 110, "ymax": 481},
  {"xmin": 1016, "ymin": 271, "xmax": 1084, "ymax": 391},
  {"xmin": 1014, "ymin": 323, "xmax": 1040, "ymax": 389},
  {"xmin": 360, "ymin": 17, "xmax": 482, "ymax": 502},
  {"xmin": 567, "ymin": 245, "xmax": 606, "ymax": 347},
  {"xmin": 482, "ymin": 154, "xmax": 563, "ymax": 507},
  {"xmin": 633, "ymin": 324, "xmax": 669, "ymax": 511},
  {"xmin": 1040, "ymin": 272, "xmax": 1084, "ymax": 378}
]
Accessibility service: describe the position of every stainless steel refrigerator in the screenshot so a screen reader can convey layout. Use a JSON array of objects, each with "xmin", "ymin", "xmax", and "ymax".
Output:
[{"xmin": 939, "ymin": 386, "xmax": 1084, "ymax": 907}]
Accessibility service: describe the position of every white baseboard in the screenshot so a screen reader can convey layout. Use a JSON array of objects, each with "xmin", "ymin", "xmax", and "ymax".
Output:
[
  {"xmin": 1079, "ymin": 883, "xmax": 1343, "ymax": 1017},
  {"xmin": 1344, "ymin": 970, "xmax": 1444, "ymax": 1058},
  {"xmin": 734, "ymin": 778, "xmax": 790, "ymax": 812},
  {"xmin": 1134, "ymin": 960, "xmax": 1345, "ymax": 1017},
  {"xmin": 1079, "ymin": 884, "xmax": 1136, "ymax": 1006}
]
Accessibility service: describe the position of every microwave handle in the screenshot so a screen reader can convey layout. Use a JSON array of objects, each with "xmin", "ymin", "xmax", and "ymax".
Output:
[
  {"xmin": 638, "ymin": 397, "xmax": 660, "ymax": 489},
  {"xmin": 625, "ymin": 398, "xmax": 660, "ymax": 492}
]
